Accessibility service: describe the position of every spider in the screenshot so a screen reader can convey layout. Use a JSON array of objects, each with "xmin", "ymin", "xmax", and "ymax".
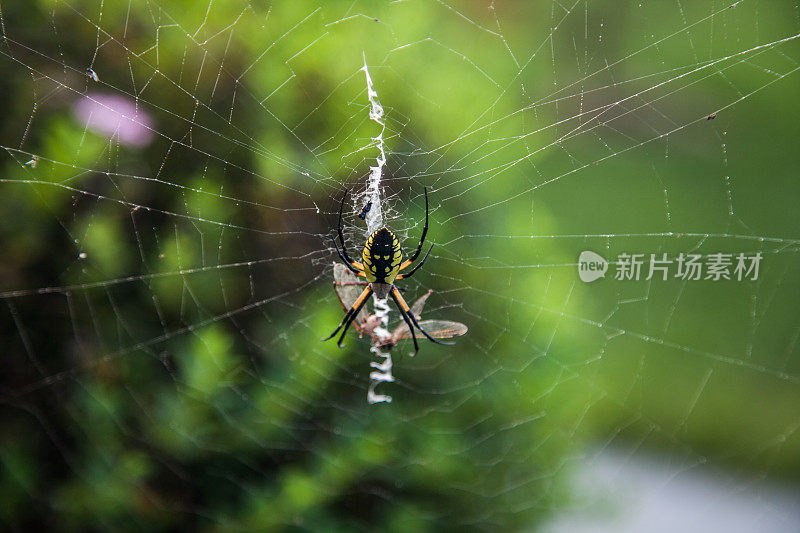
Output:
[{"xmin": 323, "ymin": 187, "xmax": 454, "ymax": 354}]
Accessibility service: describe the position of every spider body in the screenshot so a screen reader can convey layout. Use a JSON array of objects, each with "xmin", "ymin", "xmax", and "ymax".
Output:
[
  {"xmin": 362, "ymin": 228, "xmax": 401, "ymax": 293},
  {"xmin": 323, "ymin": 188, "xmax": 453, "ymax": 354}
]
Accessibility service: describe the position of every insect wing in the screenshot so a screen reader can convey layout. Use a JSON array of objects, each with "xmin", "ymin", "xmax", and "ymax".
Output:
[
  {"xmin": 333, "ymin": 263, "xmax": 362, "ymax": 308},
  {"xmin": 392, "ymin": 320, "xmax": 468, "ymax": 341},
  {"xmin": 410, "ymin": 289, "xmax": 433, "ymax": 318}
]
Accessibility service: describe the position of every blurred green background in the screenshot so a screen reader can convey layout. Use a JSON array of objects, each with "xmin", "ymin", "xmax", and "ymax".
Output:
[{"xmin": 2, "ymin": 0, "xmax": 800, "ymax": 530}]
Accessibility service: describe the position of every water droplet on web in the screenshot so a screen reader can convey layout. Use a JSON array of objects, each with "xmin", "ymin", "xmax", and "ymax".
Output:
[{"xmin": 78, "ymin": 252, "xmax": 87, "ymax": 259}]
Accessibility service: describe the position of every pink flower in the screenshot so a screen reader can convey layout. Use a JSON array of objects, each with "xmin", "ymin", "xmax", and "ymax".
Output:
[{"xmin": 73, "ymin": 93, "xmax": 154, "ymax": 147}]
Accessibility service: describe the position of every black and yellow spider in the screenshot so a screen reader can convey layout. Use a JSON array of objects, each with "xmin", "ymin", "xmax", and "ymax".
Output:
[{"xmin": 323, "ymin": 187, "xmax": 454, "ymax": 354}]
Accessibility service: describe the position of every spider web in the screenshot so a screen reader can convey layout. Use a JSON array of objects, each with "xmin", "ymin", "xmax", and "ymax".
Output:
[{"xmin": 2, "ymin": 0, "xmax": 800, "ymax": 530}]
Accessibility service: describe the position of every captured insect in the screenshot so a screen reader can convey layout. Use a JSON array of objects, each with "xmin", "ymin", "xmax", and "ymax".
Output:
[
  {"xmin": 323, "ymin": 187, "xmax": 456, "ymax": 354},
  {"xmin": 357, "ymin": 201, "xmax": 372, "ymax": 220},
  {"xmin": 332, "ymin": 263, "xmax": 467, "ymax": 350}
]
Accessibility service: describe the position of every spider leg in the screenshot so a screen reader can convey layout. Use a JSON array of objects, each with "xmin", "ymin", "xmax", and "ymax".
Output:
[
  {"xmin": 393, "ymin": 293, "xmax": 420, "ymax": 355},
  {"xmin": 391, "ymin": 286, "xmax": 454, "ymax": 346},
  {"xmin": 335, "ymin": 286, "xmax": 372, "ymax": 348},
  {"xmin": 334, "ymin": 281, "xmax": 401, "ymax": 290},
  {"xmin": 322, "ymin": 285, "xmax": 372, "ymax": 346},
  {"xmin": 332, "ymin": 236, "xmax": 363, "ymax": 275},
  {"xmin": 334, "ymin": 190, "xmax": 363, "ymax": 272},
  {"xmin": 398, "ymin": 187, "xmax": 429, "ymax": 272},
  {"xmin": 396, "ymin": 244, "xmax": 433, "ymax": 280}
]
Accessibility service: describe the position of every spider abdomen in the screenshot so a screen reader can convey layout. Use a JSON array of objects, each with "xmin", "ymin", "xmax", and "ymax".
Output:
[{"xmin": 362, "ymin": 228, "xmax": 402, "ymax": 284}]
